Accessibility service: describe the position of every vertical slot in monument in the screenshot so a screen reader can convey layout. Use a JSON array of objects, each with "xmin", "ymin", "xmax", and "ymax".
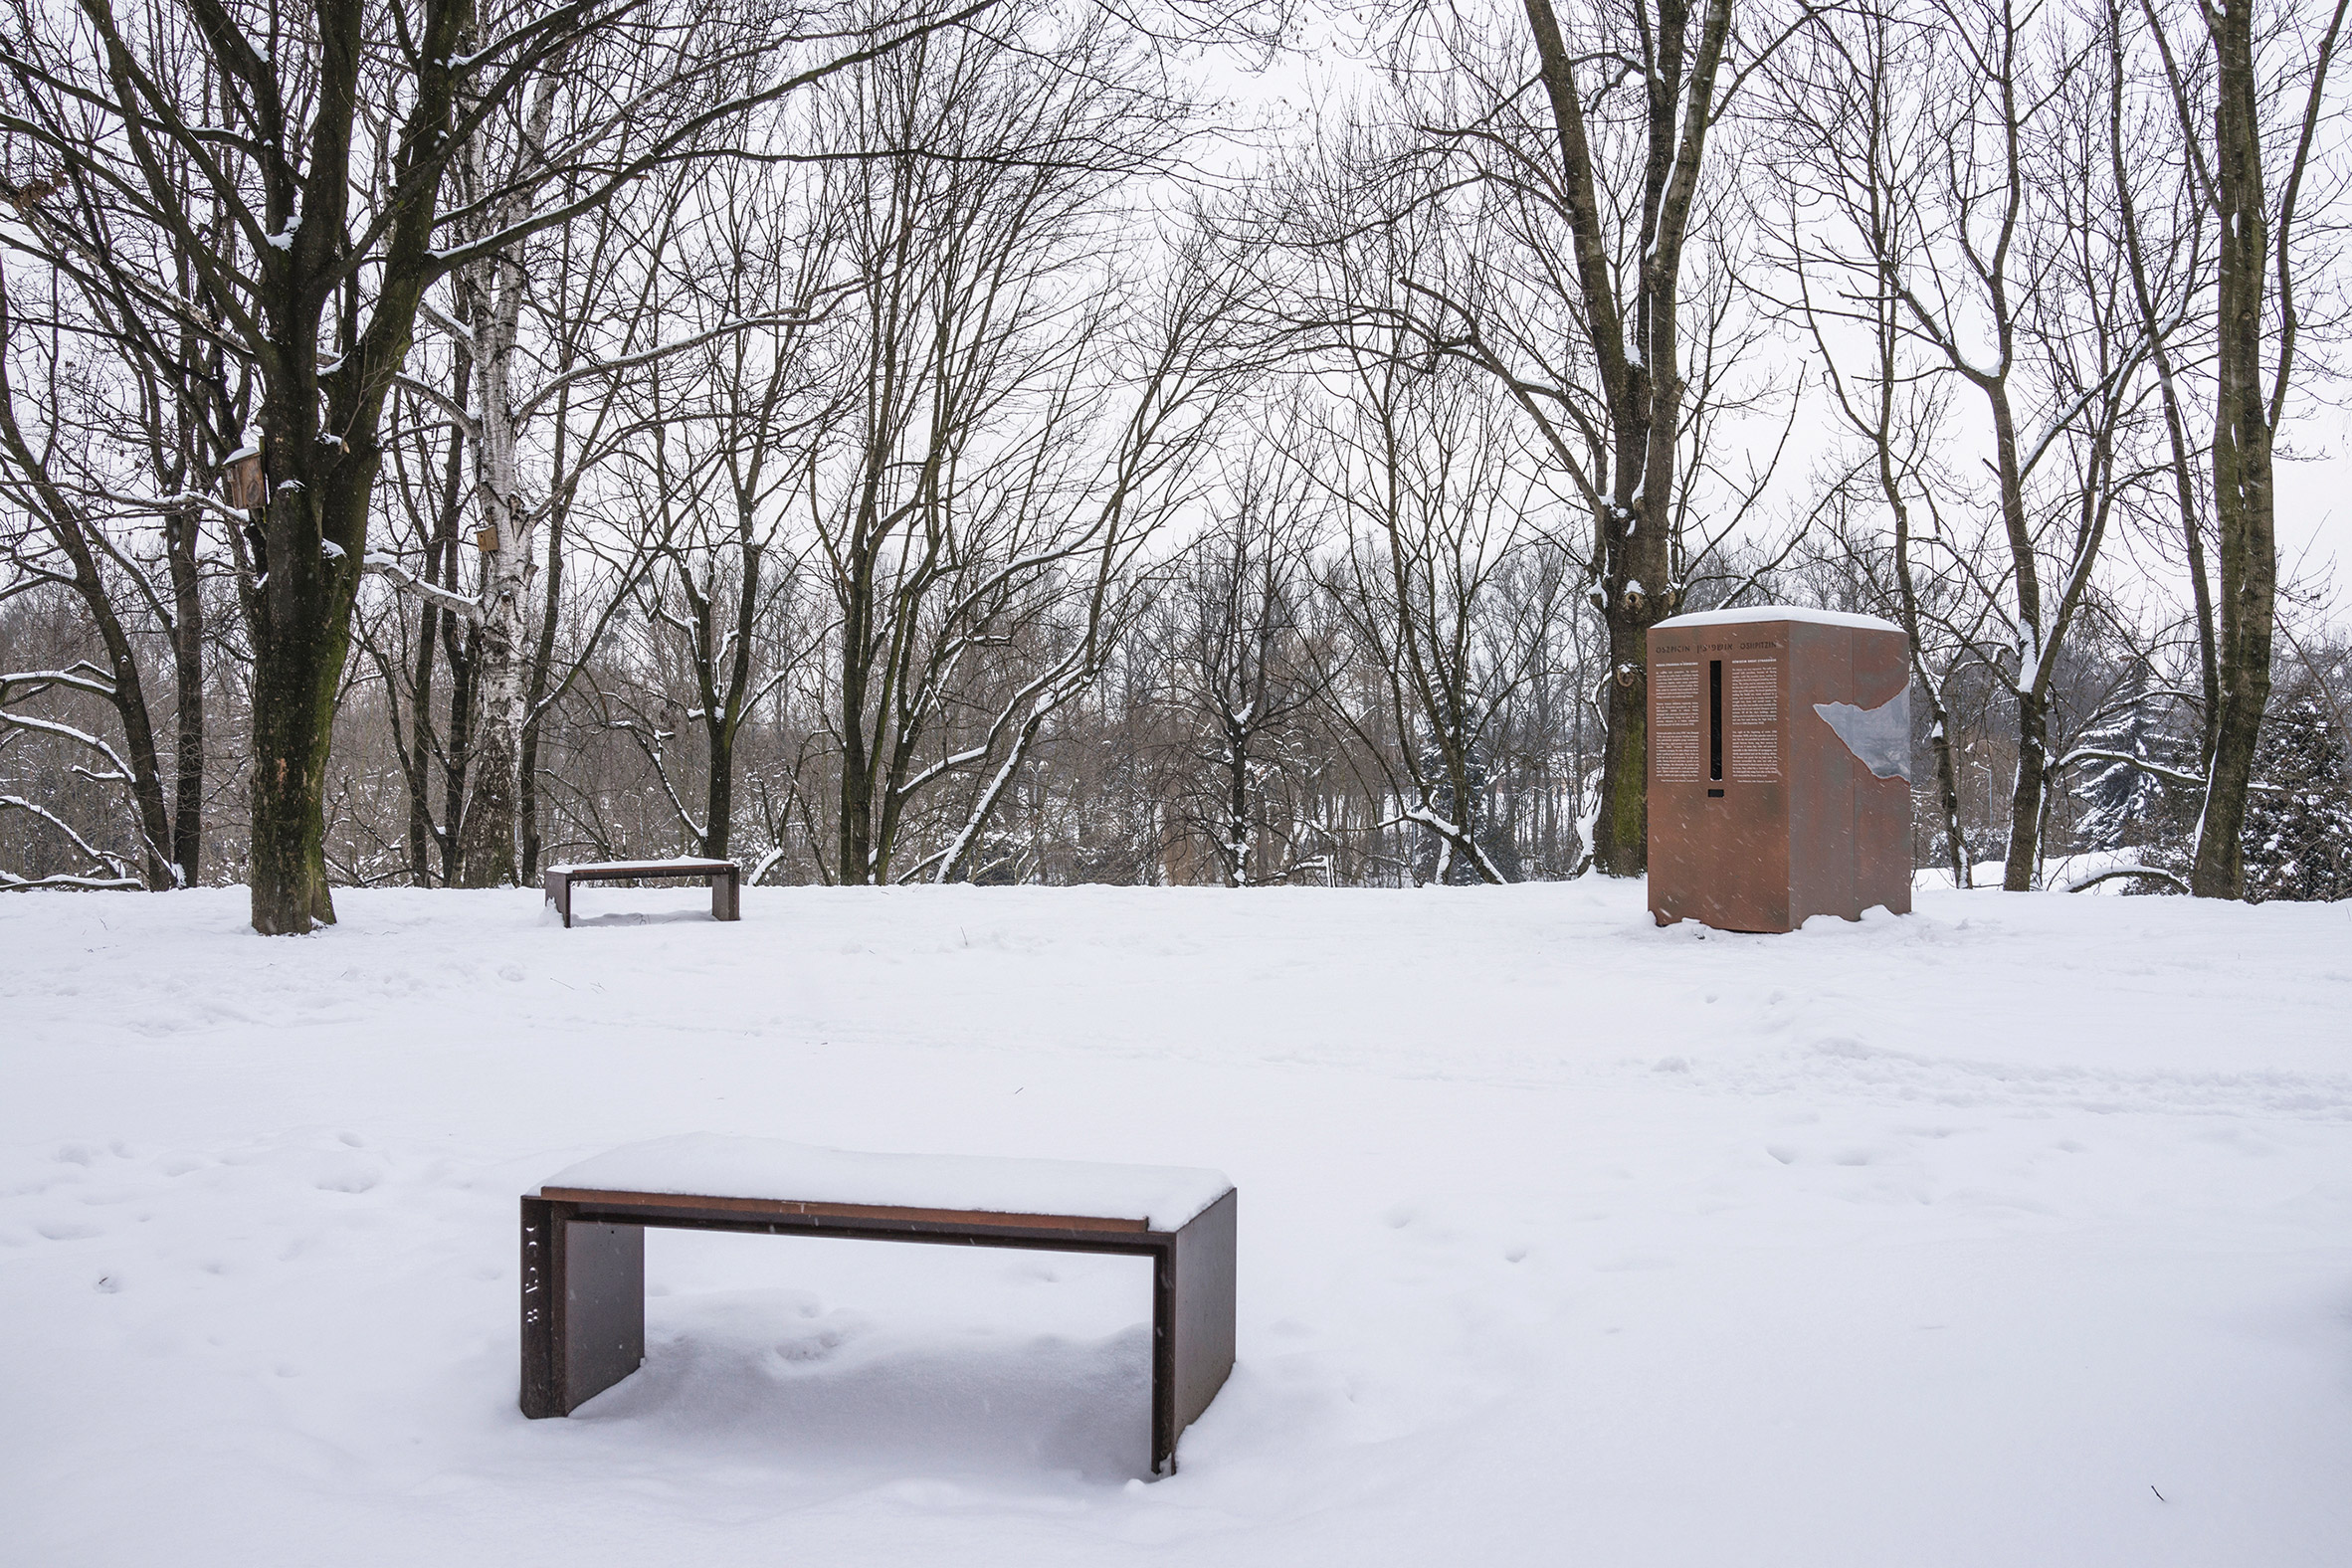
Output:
[{"xmin": 1708, "ymin": 659, "xmax": 1723, "ymax": 783}]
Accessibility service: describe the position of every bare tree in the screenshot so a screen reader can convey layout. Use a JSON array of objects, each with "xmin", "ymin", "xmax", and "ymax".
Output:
[
  {"xmin": 1775, "ymin": 0, "xmax": 2161, "ymax": 887},
  {"xmin": 2132, "ymin": 0, "xmax": 2351, "ymax": 896},
  {"xmin": 0, "ymin": 266, "xmax": 239, "ymax": 888},
  {"xmin": 798, "ymin": 16, "xmax": 1242, "ymax": 884},
  {"xmin": 1161, "ymin": 425, "xmax": 1330, "ymax": 884},
  {"xmin": 637, "ymin": 162, "xmax": 836, "ymax": 861},
  {"xmin": 1309, "ymin": 349, "xmax": 1559, "ymax": 884}
]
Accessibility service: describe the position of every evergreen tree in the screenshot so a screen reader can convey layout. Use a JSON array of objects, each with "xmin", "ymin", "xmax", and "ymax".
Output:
[
  {"xmin": 2243, "ymin": 696, "xmax": 2352, "ymax": 902},
  {"xmin": 1412, "ymin": 738, "xmax": 1519, "ymax": 885},
  {"xmin": 2071, "ymin": 683, "xmax": 2183, "ymax": 851}
]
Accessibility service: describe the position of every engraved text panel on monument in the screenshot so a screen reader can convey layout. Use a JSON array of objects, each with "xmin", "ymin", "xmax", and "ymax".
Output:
[
  {"xmin": 1653, "ymin": 662, "xmax": 1702, "ymax": 782},
  {"xmin": 1728, "ymin": 658, "xmax": 1781, "ymax": 781}
]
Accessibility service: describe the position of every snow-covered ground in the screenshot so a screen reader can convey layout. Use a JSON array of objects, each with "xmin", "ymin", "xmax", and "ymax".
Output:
[{"xmin": 4, "ymin": 881, "xmax": 2348, "ymax": 1566}]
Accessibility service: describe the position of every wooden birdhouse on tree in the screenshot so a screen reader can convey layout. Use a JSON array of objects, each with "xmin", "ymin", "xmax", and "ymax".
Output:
[{"xmin": 223, "ymin": 437, "xmax": 267, "ymax": 510}]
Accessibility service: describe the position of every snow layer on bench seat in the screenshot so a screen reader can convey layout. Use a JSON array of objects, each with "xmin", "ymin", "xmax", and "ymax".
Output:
[
  {"xmin": 539, "ymin": 1133, "xmax": 1233, "ymax": 1231},
  {"xmin": 543, "ymin": 857, "xmax": 736, "ymax": 875}
]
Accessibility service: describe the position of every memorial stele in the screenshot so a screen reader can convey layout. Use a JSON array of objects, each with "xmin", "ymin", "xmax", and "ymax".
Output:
[{"xmin": 1646, "ymin": 606, "xmax": 1914, "ymax": 933}]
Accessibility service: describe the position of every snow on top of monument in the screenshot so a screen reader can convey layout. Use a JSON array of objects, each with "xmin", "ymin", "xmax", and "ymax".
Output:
[
  {"xmin": 539, "ymin": 1132, "xmax": 1232, "ymax": 1230},
  {"xmin": 1653, "ymin": 605, "xmax": 1903, "ymax": 633}
]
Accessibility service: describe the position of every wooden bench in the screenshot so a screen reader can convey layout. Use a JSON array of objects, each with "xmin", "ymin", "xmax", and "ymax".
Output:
[
  {"xmin": 518, "ymin": 1134, "xmax": 1237, "ymax": 1476},
  {"xmin": 543, "ymin": 858, "xmax": 740, "ymax": 927}
]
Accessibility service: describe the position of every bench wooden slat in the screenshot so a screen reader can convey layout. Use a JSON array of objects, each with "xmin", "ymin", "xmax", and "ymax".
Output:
[
  {"xmin": 538, "ymin": 1185, "xmax": 1152, "ymax": 1234},
  {"xmin": 549, "ymin": 860, "xmax": 734, "ymax": 880}
]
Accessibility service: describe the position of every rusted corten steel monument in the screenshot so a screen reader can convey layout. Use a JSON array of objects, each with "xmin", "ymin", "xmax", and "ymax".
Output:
[{"xmin": 1646, "ymin": 607, "xmax": 1914, "ymax": 932}]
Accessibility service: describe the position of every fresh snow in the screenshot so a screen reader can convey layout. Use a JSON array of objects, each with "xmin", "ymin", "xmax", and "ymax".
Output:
[
  {"xmin": 545, "ymin": 856, "xmax": 737, "ymax": 874},
  {"xmin": 542, "ymin": 1133, "xmax": 1231, "ymax": 1230},
  {"xmin": 1654, "ymin": 604, "xmax": 1904, "ymax": 633},
  {"xmin": 4, "ymin": 882, "xmax": 2349, "ymax": 1566}
]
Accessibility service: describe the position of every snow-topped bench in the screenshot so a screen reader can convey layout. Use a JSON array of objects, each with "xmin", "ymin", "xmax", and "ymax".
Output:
[
  {"xmin": 542, "ymin": 858, "xmax": 739, "ymax": 927},
  {"xmin": 518, "ymin": 1134, "xmax": 1238, "ymax": 1476}
]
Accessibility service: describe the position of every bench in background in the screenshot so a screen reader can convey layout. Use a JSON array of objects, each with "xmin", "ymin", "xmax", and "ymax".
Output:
[{"xmin": 543, "ymin": 858, "xmax": 740, "ymax": 927}]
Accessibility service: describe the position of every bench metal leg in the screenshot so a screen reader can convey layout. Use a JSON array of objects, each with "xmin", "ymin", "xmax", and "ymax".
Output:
[
  {"xmin": 711, "ymin": 870, "xmax": 739, "ymax": 921},
  {"xmin": 520, "ymin": 1198, "xmax": 645, "ymax": 1418},
  {"xmin": 1151, "ymin": 1189, "xmax": 1237, "ymax": 1475},
  {"xmin": 544, "ymin": 874, "xmax": 572, "ymax": 928}
]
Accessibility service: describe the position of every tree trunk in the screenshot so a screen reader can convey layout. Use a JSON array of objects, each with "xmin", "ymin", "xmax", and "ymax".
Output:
[
  {"xmin": 837, "ymin": 538, "xmax": 880, "ymax": 884},
  {"xmin": 1929, "ymin": 709, "xmax": 1967, "ymax": 885},
  {"xmin": 2108, "ymin": 16, "xmax": 2221, "ymax": 776},
  {"xmin": 1878, "ymin": 365, "xmax": 1964, "ymax": 887},
  {"xmin": 1982, "ymin": 388, "xmax": 2048, "ymax": 891},
  {"xmin": 1591, "ymin": 602, "xmax": 1654, "ymax": 875},
  {"xmin": 702, "ymin": 729, "xmax": 736, "ymax": 861},
  {"xmin": 1887, "ymin": 464, "xmax": 1966, "ymax": 887},
  {"xmin": 516, "ymin": 710, "xmax": 545, "ymax": 879},
  {"xmin": 2004, "ymin": 687, "xmax": 2049, "ymax": 892},
  {"xmin": 2191, "ymin": 0, "xmax": 2275, "ymax": 898},
  {"xmin": 407, "ymin": 351, "xmax": 472, "ymax": 886},
  {"xmin": 456, "ymin": 410, "xmax": 525, "ymax": 890},
  {"xmin": 698, "ymin": 538, "xmax": 761, "ymax": 862},
  {"xmin": 165, "ymin": 505, "xmax": 205, "ymax": 885},
  {"xmin": 456, "ymin": 624, "xmax": 522, "ymax": 887},
  {"xmin": 248, "ymin": 485, "xmax": 354, "ymax": 933},
  {"xmin": 249, "ymin": 647, "xmax": 340, "ymax": 930},
  {"xmin": 440, "ymin": 618, "xmax": 479, "ymax": 885},
  {"xmin": 408, "ymin": 594, "xmax": 442, "ymax": 887},
  {"xmin": 1588, "ymin": 342, "xmax": 1675, "ymax": 877},
  {"xmin": 1223, "ymin": 713, "xmax": 1250, "ymax": 886},
  {"xmin": 517, "ymin": 499, "xmax": 567, "ymax": 883},
  {"xmin": 454, "ymin": 260, "xmax": 531, "ymax": 889}
]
